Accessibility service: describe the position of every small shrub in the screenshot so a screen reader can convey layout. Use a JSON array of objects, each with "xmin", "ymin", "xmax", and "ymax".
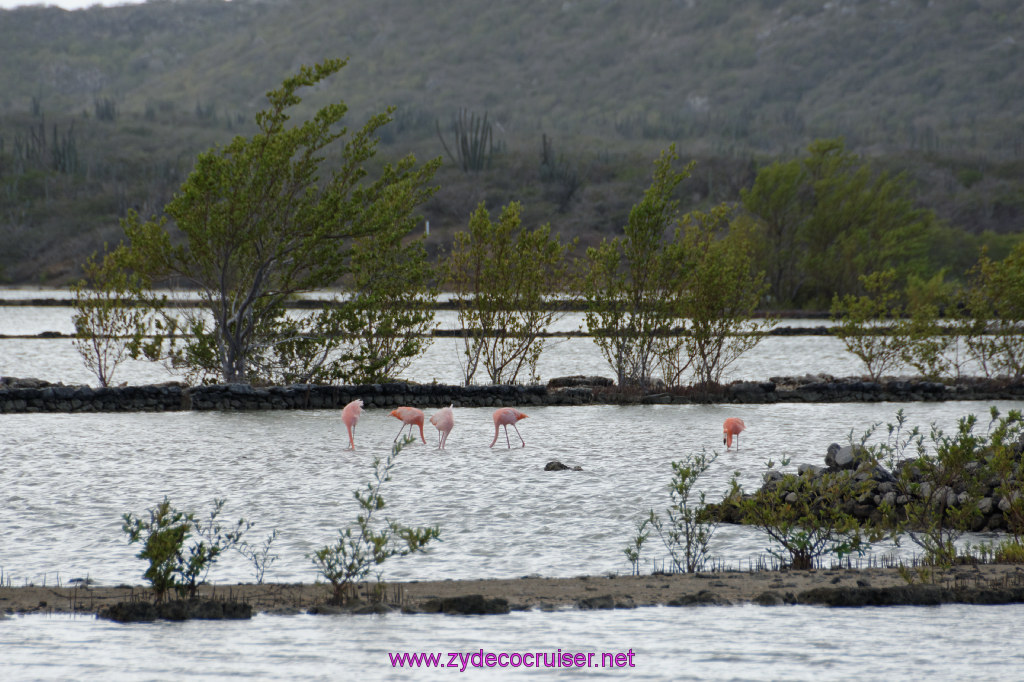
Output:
[
  {"xmin": 236, "ymin": 529, "xmax": 279, "ymax": 584},
  {"xmin": 646, "ymin": 450, "xmax": 720, "ymax": 573},
  {"xmin": 623, "ymin": 517, "xmax": 650, "ymax": 576},
  {"xmin": 122, "ymin": 497, "xmax": 251, "ymax": 602},
  {"xmin": 311, "ymin": 438, "xmax": 441, "ymax": 604},
  {"xmin": 729, "ymin": 458, "xmax": 878, "ymax": 570}
]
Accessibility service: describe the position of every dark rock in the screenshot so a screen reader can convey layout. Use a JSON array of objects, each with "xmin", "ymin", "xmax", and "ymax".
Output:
[
  {"xmin": 420, "ymin": 594, "xmax": 510, "ymax": 615},
  {"xmin": 97, "ymin": 599, "xmax": 251, "ymax": 622},
  {"xmin": 544, "ymin": 461, "xmax": 583, "ymax": 471},
  {"xmin": 352, "ymin": 602, "xmax": 395, "ymax": 615},
  {"xmin": 547, "ymin": 375, "xmax": 613, "ymax": 389},
  {"xmin": 797, "ymin": 585, "xmax": 945, "ymax": 607},
  {"xmin": 666, "ymin": 590, "xmax": 732, "ymax": 606},
  {"xmin": 752, "ymin": 590, "xmax": 794, "ymax": 606},
  {"xmin": 307, "ymin": 603, "xmax": 346, "ymax": 615},
  {"xmin": 576, "ymin": 595, "xmax": 616, "ymax": 610},
  {"xmin": 98, "ymin": 601, "xmax": 159, "ymax": 623}
]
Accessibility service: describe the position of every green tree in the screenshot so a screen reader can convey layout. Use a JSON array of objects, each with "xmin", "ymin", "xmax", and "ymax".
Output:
[
  {"xmin": 985, "ymin": 408, "xmax": 1024, "ymax": 553},
  {"xmin": 738, "ymin": 159, "xmax": 809, "ymax": 307},
  {"xmin": 69, "ymin": 251, "xmax": 152, "ymax": 387},
  {"xmin": 447, "ymin": 201, "xmax": 574, "ymax": 385},
  {"xmin": 676, "ymin": 207, "xmax": 772, "ymax": 387},
  {"xmin": 900, "ymin": 271, "xmax": 961, "ymax": 381},
  {"xmin": 961, "ymin": 242, "xmax": 1024, "ymax": 380},
  {"xmin": 584, "ymin": 146, "xmax": 693, "ymax": 387},
  {"xmin": 115, "ymin": 58, "xmax": 440, "ymax": 384},
  {"xmin": 830, "ymin": 269, "xmax": 907, "ymax": 381},
  {"xmin": 269, "ymin": 218, "xmax": 437, "ymax": 385},
  {"xmin": 743, "ymin": 138, "xmax": 936, "ymax": 308}
]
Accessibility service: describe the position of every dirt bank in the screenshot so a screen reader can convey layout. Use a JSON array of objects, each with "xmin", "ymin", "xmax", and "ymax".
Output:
[{"xmin": 5, "ymin": 564, "xmax": 1024, "ymax": 618}]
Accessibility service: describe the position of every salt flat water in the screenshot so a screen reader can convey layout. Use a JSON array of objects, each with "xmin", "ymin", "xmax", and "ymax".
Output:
[
  {"xmin": 2, "ymin": 292, "xmax": 1022, "ymax": 680},
  {"xmin": 4, "ymin": 605, "xmax": 1024, "ymax": 680}
]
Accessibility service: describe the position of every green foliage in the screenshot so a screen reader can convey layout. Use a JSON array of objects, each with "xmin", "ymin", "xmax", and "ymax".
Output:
[
  {"xmin": 69, "ymin": 251, "xmax": 153, "ymax": 387},
  {"xmin": 623, "ymin": 517, "xmax": 650, "ymax": 576},
  {"xmin": 866, "ymin": 409, "xmax": 994, "ymax": 567},
  {"xmin": 311, "ymin": 438, "xmax": 441, "ymax": 604},
  {"xmin": 900, "ymin": 271, "xmax": 962, "ymax": 381},
  {"xmin": 675, "ymin": 206, "xmax": 772, "ymax": 387},
  {"xmin": 583, "ymin": 146, "xmax": 693, "ymax": 387},
  {"xmin": 830, "ymin": 269, "xmax": 906, "ymax": 380},
  {"xmin": 982, "ymin": 408, "xmax": 1024, "ymax": 545},
  {"xmin": 4, "ymin": 4, "xmax": 1024, "ymax": 286},
  {"xmin": 745, "ymin": 139, "xmax": 937, "ymax": 308},
  {"xmin": 114, "ymin": 59, "xmax": 441, "ymax": 384},
  {"xmin": 730, "ymin": 462, "xmax": 876, "ymax": 570},
  {"xmin": 585, "ymin": 147, "xmax": 770, "ymax": 388},
  {"xmin": 122, "ymin": 497, "xmax": 251, "ymax": 602},
  {"xmin": 646, "ymin": 450, "xmax": 720, "ymax": 573},
  {"xmin": 268, "ymin": 206, "xmax": 437, "ymax": 385},
  {"xmin": 236, "ymin": 529, "xmax": 279, "ymax": 585},
  {"xmin": 961, "ymin": 242, "xmax": 1024, "ymax": 380},
  {"xmin": 447, "ymin": 200, "xmax": 574, "ymax": 385}
]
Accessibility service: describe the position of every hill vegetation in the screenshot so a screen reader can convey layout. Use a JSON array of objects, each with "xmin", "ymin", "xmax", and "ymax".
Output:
[{"xmin": 0, "ymin": 0, "xmax": 1022, "ymax": 285}]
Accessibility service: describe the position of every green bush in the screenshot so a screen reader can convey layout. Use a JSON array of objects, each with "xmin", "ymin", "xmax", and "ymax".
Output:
[
  {"xmin": 311, "ymin": 438, "xmax": 441, "ymax": 604},
  {"xmin": 122, "ymin": 497, "xmax": 251, "ymax": 602}
]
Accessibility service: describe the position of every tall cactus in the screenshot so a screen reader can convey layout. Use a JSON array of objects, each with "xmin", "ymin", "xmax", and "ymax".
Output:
[{"xmin": 436, "ymin": 108, "xmax": 493, "ymax": 174}]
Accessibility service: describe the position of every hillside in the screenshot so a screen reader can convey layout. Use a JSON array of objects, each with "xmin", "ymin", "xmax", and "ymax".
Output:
[{"xmin": 1, "ymin": 0, "xmax": 1022, "ymax": 283}]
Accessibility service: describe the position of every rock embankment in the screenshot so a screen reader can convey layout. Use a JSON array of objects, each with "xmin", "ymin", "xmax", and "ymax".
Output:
[
  {"xmin": 2, "ymin": 374, "xmax": 1023, "ymax": 413},
  {"xmin": 715, "ymin": 433, "xmax": 1024, "ymax": 532}
]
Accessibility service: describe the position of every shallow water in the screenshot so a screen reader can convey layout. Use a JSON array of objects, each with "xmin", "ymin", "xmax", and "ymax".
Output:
[
  {"xmin": 2, "ymin": 292, "xmax": 1021, "ymax": 680},
  {"xmin": 3, "ymin": 605, "xmax": 1024, "ymax": 680},
  {"xmin": 3, "ymin": 401, "xmax": 1022, "ymax": 587},
  {"xmin": 0, "ymin": 302, "xmax": 945, "ymax": 386}
]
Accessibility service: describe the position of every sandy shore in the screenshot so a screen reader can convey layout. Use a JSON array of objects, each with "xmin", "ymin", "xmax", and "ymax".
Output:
[{"xmin": 4, "ymin": 564, "xmax": 1024, "ymax": 617}]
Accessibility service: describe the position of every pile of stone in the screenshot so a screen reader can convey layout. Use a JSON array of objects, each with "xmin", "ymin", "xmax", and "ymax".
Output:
[{"xmin": 718, "ymin": 436, "xmax": 1024, "ymax": 532}]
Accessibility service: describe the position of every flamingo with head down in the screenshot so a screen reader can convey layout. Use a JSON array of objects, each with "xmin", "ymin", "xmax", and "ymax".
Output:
[
  {"xmin": 490, "ymin": 407, "xmax": 528, "ymax": 448},
  {"xmin": 390, "ymin": 406, "xmax": 426, "ymax": 443},
  {"xmin": 723, "ymin": 417, "xmax": 746, "ymax": 450},
  {"xmin": 341, "ymin": 399, "xmax": 363, "ymax": 450},
  {"xmin": 430, "ymin": 405, "xmax": 454, "ymax": 449}
]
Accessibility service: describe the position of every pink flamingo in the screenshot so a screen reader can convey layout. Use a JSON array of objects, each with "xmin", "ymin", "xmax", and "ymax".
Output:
[
  {"xmin": 723, "ymin": 417, "xmax": 746, "ymax": 450},
  {"xmin": 490, "ymin": 407, "xmax": 529, "ymax": 448},
  {"xmin": 429, "ymin": 404, "xmax": 454, "ymax": 449},
  {"xmin": 390, "ymin": 406, "xmax": 426, "ymax": 443},
  {"xmin": 341, "ymin": 399, "xmax": 363, "ymax": 450}
]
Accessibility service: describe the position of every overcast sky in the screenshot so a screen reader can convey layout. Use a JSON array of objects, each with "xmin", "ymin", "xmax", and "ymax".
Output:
[{"xmin": 1, "ymin": 0, "xmax": 153, "ymax": 9}]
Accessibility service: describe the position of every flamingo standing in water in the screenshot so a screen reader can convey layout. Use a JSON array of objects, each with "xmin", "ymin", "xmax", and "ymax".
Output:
[
  {"xmin": 430, "ymin": 405, "xmax": 454, "ymax": 449},
  {"xmin": 390, "ymin": 406, "xmax": 426, "ymax": 443},
  {"xmin": 490, "ymin": 407, "xmax": 529, "ymax": 448},
  {"xmin": 341, "ymin": 399, "xmax": 363, "ymax": 450},
  {"xmin": 723, "ymin": 417, "xmax": 746, "ymax": 450}
]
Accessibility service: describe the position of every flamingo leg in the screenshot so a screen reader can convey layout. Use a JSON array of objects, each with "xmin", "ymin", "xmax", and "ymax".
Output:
[
  {"xmin": 394, "ymin": 423, "xmax": 410, "ymax": 442},
  {"xmin": 504, "ymin": 425, "xmax": 511, "ymax": 448},
  {"xmin": 512, "ymin": 424, "xmax": 525, "ymax": 447}
]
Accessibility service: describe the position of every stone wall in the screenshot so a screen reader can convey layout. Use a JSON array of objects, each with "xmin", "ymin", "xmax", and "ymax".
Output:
[{"xmin": 2, "ymin": 374, "xmax": 1023, "ymax": 414}]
